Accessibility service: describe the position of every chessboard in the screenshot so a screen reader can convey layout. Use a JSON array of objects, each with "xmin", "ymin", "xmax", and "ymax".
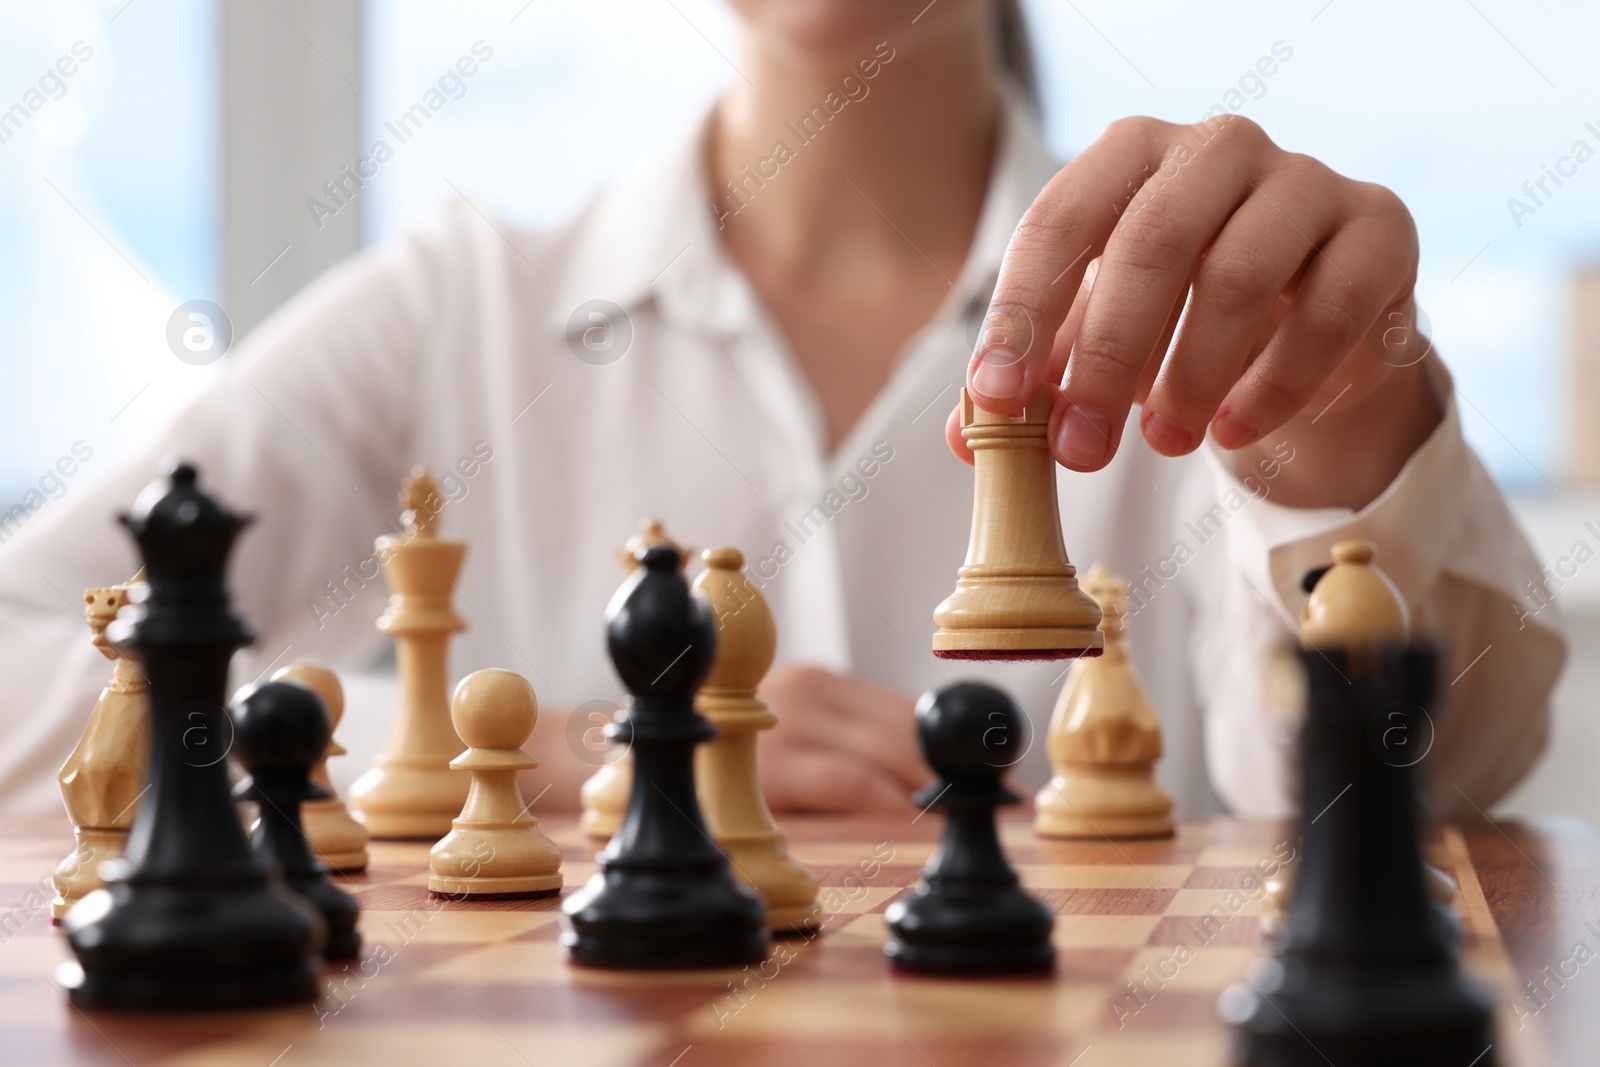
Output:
[{"xmin": 2, "ymin": 813, "xmax": 1595, "ymax": 1067}]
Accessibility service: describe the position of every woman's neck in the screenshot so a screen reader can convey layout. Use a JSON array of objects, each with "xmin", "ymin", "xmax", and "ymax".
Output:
[{"xmin": 706, "ymin": 13, "xmax": 1007, "ymax": 451}]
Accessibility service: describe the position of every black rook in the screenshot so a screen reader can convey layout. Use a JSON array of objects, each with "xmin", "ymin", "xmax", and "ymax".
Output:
[{"xmin": 1223, "ymin": 646, "xmax": 1494, "ymax": 1066}]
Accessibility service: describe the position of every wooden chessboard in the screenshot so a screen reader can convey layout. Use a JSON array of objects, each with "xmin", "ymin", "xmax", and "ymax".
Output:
[{"xmin": 2, "ymin": 813, "xmax": 1596, "ymax": 1066}]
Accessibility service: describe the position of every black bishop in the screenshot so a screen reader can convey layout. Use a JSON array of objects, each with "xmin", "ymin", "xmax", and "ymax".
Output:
[{"xmin": 561, "ymin": 543, "xmax": 768, "ymax": 968}]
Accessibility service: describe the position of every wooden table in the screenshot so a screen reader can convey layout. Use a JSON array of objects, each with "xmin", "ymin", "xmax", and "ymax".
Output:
[{"xmin": 2, "ymin": 814, "xmax": 1596, "ymax": 1066}]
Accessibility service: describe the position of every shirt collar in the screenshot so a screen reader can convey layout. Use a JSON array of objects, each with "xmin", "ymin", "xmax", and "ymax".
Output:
[{"xmin": 547, "ymin": 91, "xmax": 1061, "ymax": 341}]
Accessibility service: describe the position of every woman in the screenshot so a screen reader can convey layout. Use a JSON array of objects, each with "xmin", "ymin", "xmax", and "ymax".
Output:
[{"xmin": 0, "ymin": 0, "xmax": 1563, "ymax": 818}]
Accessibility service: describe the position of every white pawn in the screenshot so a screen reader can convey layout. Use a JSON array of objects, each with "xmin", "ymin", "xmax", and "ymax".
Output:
[
  {"xmin": 429, "ymin": 669, "xmax": 562, "ymax": 897},
  {"xmin": 271, "ymin": 664, "xmax": 369, "ymax": 873}
]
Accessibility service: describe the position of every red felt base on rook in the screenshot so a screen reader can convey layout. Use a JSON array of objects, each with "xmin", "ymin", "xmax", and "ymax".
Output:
[{"xmin": 932, "ymin": 648, "xmax": 1103, "ymax": 661}]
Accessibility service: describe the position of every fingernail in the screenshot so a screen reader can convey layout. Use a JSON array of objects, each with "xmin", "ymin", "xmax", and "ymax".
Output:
[
  {"xmin": 1054, "ymin": 404, "xmax": 1112, "ymax": 468},
  {"xmin": 1142, "ymin": 411, "xmax": 1196, "ymax": 455},
  {"xmin": 974, "ymin": 302, "xmax": 1038, "ymax": 358},
  {"xmin": 972, "ymin": 348, "xmax": 1026, "ymax": 401},
  {"xmin": 1211, "ymin": 410, "xmax": 1258, "ymax": 448}
]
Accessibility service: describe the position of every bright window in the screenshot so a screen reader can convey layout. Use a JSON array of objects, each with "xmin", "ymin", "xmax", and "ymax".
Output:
[
  {"xmin": 0, "ymin": 0, "xmax": 223, "ymax": 505},
  {"xmin": 362, "ymin": 0, "xmax": 734, "ymax": 239}
]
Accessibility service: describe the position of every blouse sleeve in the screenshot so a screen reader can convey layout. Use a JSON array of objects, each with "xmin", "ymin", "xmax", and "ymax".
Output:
[
  {"xmin": 0, "ymin": 206, "xmax": 470, "ymax": 813},
  {"xmin": 1187, "ymin": 358, "xmax": 1566, "ymax": 817}
]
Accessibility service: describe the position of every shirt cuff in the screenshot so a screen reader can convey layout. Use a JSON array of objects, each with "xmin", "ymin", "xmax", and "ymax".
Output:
[{"xmin": 1200, "ymin": 359, "xmax": 1549, "ymax": 635}]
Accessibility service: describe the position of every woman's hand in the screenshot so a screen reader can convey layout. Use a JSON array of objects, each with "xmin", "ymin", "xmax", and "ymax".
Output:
[
  {"xmin": 949, "ymin": 114, "xmax": 1440, "ymax": 510},
  {"xmin": 757, "ymin": 665, "xmax": 922, "ymax": 815}
]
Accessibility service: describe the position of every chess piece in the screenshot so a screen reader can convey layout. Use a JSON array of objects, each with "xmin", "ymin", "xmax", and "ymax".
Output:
[
  {"xmin": 350, "ymin": 469, "xmax": 470, "ymax": 839},
  {"xmin": 50, "ymin": 572, "xmax": 150, "ymax": 921},
  {"xmin": 1263, "ymin": 857, "xmax": 1295, "ymax": 936},
  {"xmin": 1425, "ymin": 863, "xmax": 1459, "ymax": 905},
  {"xmin": 59, "ymin": 461, "xmax": 324, "ymax": 1009},
  {"xmin": 1299, "ymin": 539, "xmax": 1409, "ymax": 659},
  {"xmin": 692, "ymin": 547, "xmax": 820, "ymax": 934},
  {"xmin": 885, "ymin": 683, "xmax": 1055, "ymax": 974},
  {"xmin": 1311, "ymin": 543, "xmax": 1453, "ymax": 909},
  {"xmin": 1035, "ymin": 564, "xmax": 1174, "ymax": 840},
  {"xmin": 429, "ymin": 669, "xmax": 563, "ymax": 897},
  {"xmin": 580, "ymin": 518, "xmax": 684, "ymax": 839},
  {"xmin": 271, "ymin": 664, "xmax": 368, "ymax": 873},
  {"xmin": 610, "ymin": 517, "xmax": 691, "ymax": 575},
  {"xmin": 563, "ymin": 543, "xmax": 768, "ymax": 968},
  {"xmin": 1262, "ymin": 853, "xmax": 1457, "ymax": 935},
  {"xmin": 933, "ymin": 386, "xmax": 1103, "ymax": 660},
  {"xmin": 1271, "ymin": 541, "xmax": 1455, "ymax": 924},
  {"xmin": 232, "ymin": 680, "xmax": 361, "ymax": 960},
  {"xmin": 1223, "ymin": 540, "xmax": 1493, "ymax": 1064}
]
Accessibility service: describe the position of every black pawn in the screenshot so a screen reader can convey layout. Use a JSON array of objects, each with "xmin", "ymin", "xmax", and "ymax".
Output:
[
  {"xmin": 562, "ymin": 543, "xmax": 768, "ymax": 968},
  {"xmin": 885, "ymin": 683, "xmax": 1055, "ymax": 974},
  {"xmin": 232, "ymin": 680, "xmax": 361, "ymax": 961},
  {"xmin": 60, "ymin": 461, "xmax": 325, "ymax": 1009},
  {"xmin": 1223, "ymin": 647, "xmax": 1494, "ymax": 1065}
]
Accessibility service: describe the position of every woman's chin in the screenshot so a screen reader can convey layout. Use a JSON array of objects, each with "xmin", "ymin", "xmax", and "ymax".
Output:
[{"xmin": 730, "ymin": 0, "xmax": 975, "ymax": 60}]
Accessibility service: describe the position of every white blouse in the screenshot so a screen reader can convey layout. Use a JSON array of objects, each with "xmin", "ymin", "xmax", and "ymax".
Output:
[{"xmin": 0, "ymin": 99, "xmax": 1564, "ymax": 818}]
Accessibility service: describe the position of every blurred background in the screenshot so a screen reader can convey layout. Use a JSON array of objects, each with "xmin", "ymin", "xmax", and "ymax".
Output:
[{"xmin": 2, "ymin": 0, "xmax": 1598, "ymax": 814}]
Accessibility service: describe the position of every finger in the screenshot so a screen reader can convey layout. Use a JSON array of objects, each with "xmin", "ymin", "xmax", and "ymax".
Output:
[
  {"xmin": 1134, "ymin": 283, "xmax": 1187, "ymax": 406},
  {"xmin": 1141, "ymin": 162, "xmax": 1343, "ymax": 454},
  {"xmin": 759, "ymin": 668, "xmax": 924, "ymax": 790},
  {"xmin": 1041, "ymin": 257, "xmax": 1101, "ymax": 387},
  {"xmin": 813, "ymin": 678, "xmax": 925, "ymax": 790},
  {"xmin": 780, "ymin": 711, "xmax": 918, "ymax": 791},
  {"xmin": 1056, "ymin": 119, "xmax": 1268, "ymax": 470},
  {"xmin": 780, "ymin": 688, "xmax": 923, "ymax": 792},
  {"xmin": 969, "ymin": 258, "xmax": 1100, "ymax": 469},
  {"xmin": 967, "ymin": 118, "xmax": 1168, "ymax": 416},
  {"xmin": 758, "ymin": 742, "xmax": 915, "ymax": 815},
  {"xmin": 1213, "ymin": 207, "xmax": 1415, "ymax": 446}
]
